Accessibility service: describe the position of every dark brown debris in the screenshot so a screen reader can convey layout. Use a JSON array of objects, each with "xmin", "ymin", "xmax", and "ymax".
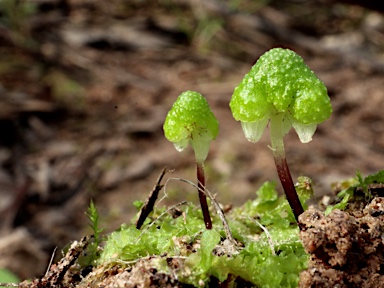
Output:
[{"xmin": 136, "ymin": 167, "xmax": 167, "ymax": 229}]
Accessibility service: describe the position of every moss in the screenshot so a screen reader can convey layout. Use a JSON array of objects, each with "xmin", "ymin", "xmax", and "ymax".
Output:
[{"xmin": 92, "ymin": 181, "xmax": 309, "ymax": 287}]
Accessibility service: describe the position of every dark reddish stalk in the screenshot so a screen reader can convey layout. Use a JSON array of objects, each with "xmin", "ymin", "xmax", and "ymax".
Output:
[
  {"xmin": 274, "ymin": 156, "xmax": 304, "ymax": 222},
  {"xmin": 196, "ymin": 162, "xmax": 212, "ymax": 229},
  {"xmin": 269, "ymin": 114, "xmax": 304, "ymax": 222}
]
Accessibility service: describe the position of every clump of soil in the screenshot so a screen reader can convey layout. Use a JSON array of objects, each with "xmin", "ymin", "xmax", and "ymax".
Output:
[
  {"xmin": 299, "ymin": 197, "xmax": 384, "ymax": 287},
  {"xmin": 84, "ymin": 258, "xmax": 190, "ymax": 288}
]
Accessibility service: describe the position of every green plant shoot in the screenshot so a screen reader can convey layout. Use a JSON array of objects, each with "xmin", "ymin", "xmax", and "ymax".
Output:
[
  {"xmin": 86, "ymin": 199, "xmax": 103, "ymax": 246},
  {"xmin": 164, "ymin": 90, "xmax": 219, "ymax": 229},
  {"xmin": 229, "ymin": 48, "xmax": 332, "ymax": 221},
  {"xmin": 82, "ymin": 199, "xmax": 104, "ymax": 266},
  {"xmin": 325, "ymin": 170, "xmax": 384, "ymax": 215}
]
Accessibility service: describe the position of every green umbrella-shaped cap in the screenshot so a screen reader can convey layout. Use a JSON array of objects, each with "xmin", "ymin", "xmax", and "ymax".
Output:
[
  {"xmin": 229, "ymin": 48, "xmax": 332, "ymax": 143},
  {"xmin": 164, "ymin": 91, "xmax": 219, "ymax": 163}
]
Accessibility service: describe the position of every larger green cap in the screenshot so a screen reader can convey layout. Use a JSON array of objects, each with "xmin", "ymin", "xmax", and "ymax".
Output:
[
  {"xmin": 229, "ymin": 48, "xmax": 332, "ymax": 143},
  {"xmin": 164, "ymin": 91, "xmax": 219, "ymax": 162}
]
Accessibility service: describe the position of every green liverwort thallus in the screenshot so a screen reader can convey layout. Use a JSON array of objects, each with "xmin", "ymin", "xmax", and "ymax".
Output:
[
  {"xmin": 230, "ymin": 48, "xmax": 332, "ymax": 221},
  {"xmin": 164, "ymin": 90, "xmax": 219, "ymax": 229}
]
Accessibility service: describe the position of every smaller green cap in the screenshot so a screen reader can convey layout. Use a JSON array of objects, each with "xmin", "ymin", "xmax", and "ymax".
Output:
[{"xmin": 163, "ymin": 91, "xmax": 219, "ymax": 162}]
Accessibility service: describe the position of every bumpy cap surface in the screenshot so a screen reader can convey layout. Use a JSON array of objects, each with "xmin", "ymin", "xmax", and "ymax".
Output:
[
  {"xmin": 229, "ymin": 48, "xmax": 332, "ymax": 143},
  {"xmin": 163, "ymin": 91, "xmax": 219, "ymax": 162}
]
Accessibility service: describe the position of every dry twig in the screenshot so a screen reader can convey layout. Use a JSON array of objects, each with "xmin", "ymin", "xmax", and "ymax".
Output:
[{"xmin": 136, "ymin": 167, "xmax": 167, "ymax": 229}]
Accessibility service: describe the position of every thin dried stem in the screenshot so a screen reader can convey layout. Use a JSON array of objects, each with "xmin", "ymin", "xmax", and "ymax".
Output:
[
  {"xmin": 175, "ymin": 177, "xmax": 239, "ymax": 250},
  {"xmin": 45, "ymin": 246, "xmax": 58, "ymax": 276},
  {"xmin": 135, "ymin": 201, "xmax": 189, "ymax": 242},
  {"xmin": 245, "ymin": 216, "xmax": 275, "ymax": 255}
]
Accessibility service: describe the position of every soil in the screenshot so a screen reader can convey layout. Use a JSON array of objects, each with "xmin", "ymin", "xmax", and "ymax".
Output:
[
  {"xmin": 0, "ymin": 0, "xmax": 384, "ymax": 286},
  {"xmin": 299, "ymin": 188, "xmax": 384, "ymax": 287}
]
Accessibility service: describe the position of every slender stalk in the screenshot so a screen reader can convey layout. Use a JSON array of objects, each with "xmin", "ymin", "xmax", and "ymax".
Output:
[
  {"xmin": 274, "ymin": 157, "xmax": 303, "ymax": 221},
  {"xmin": 196, "ymin": 162, "xmax": 212, "ymax": 229},
  {"xmin": 270, "ymin": 114, "xmax": 304, "ymax": 222}
]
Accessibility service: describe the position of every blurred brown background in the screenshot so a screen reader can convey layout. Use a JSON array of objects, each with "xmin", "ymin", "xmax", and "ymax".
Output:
[{"xmin": 0, "ymin": 0, "xmax": 383, "ymax": 280}]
